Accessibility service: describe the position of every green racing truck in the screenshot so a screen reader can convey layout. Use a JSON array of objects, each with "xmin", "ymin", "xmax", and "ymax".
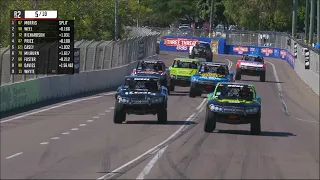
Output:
[
  {"xmin": 168, "ymin": 58, "xmax": 200, "ymax": 91},
  {"xmin": 204, "ymin": 82, "xmax": 262, "ymax": 135}
]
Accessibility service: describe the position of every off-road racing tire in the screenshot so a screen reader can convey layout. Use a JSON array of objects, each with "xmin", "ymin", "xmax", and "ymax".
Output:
[
  {"xmin": 113, "ymin": 100, "xmax": 126, "ymax": 124},
  {"xmin": 250, "ymin": 117, "xmax": 261, "ymax": 135},
  {"xmin": 260, "ymin": 72, "xmax": 266, "ymax": 82},
  {"xmin": 157, "ymin": 105, "xmax": 168, "ymax": 124},
  {"xmin": 204, "ymin": 106, "xmax": 216, "ymax": 132},
  {"xmin": 235, "ymin": 69, "xmax": 241, "ymax": 80},
  {"xmin": 189, "ymin": 83, "xmax": 197, "ymax": 98}
]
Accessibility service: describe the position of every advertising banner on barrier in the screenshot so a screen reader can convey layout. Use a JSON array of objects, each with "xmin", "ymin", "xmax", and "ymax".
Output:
[
  {"xmin": 160, "ymin": 36, "xmax": 226, "ymax": 54},
  {"xmin": 226, "ymin": 45, "xmax": 295, "ymax": 68},
  {"xmin": 163, "ymin": 38, "xmax": 199, "ymax": 51},
  {"xmin": 210, "ymin": 40, "xmax": 219, "ymax": 54}
]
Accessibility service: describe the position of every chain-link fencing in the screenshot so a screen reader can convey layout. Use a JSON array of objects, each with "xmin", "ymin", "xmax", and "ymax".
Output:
[
  {"xmin": 0, "ymin": 35, "xmax": 159, "ymax": 86},
  {"xmin": 225, "ymin": 30, "xmax": 320, "ymax": 75}
]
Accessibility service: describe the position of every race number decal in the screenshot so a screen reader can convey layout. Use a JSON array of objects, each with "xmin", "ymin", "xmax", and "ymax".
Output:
[
  {"xmin": 134, "ymin": 78, "xmax": 150, "ymax": 80},
  {"xmin": 176, "ymin": 45, "xmax": 188, "ymax": 50},
  {"xmin": 201, "ymin": 73, "xmax": 225, "ymax": 78}
]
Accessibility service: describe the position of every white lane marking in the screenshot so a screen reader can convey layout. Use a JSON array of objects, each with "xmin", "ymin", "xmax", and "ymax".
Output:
[
  {"xmin": 105, "ymin": 110, "xmax": 111, "ymax": 113},
  {"xmin": 40, "ymin": 142, "xmax": 49, "ymax": 145},
  {"xmin": 71, "ymin": 128, "xmax": 79, "ymax": 131},
  {"xmin": 51, "ymin": 137, "xmax": 60, "ymax": 140},
  {"xmin": 99, "ymin": 113, "xmax": 106, "ymax": 115},
  {"xmin": 87, "ymin": 120, "xmax": 94, "ymax": 123},
  {"xmin": 182, "ymin": 104, "xmax": 206, "ymax": 132},
  {"xmin": 136, "ymin": 145, "xmax": 168, "ymax": 180},
  {"xmin": 266, "ymin": 61, "xmax": 317, "ymax": 124},
  {"xmin": 1, "ymin": 92, "xmax": 116, "ymax": 123},
  {"xmin": 79, "ymin": 124, "xmax": 87, "ymax": 127},
  {"xmin": 93, "ymin": 116, "xmax": 100, "ymax": 119},
  {"xmin": 5, "ymin": 152, "xmax": 23, "ymax": 159},
  {"xmin": 266, "ymin": 61, "xmax": 289, "ymax": 116},
  {"xmin": 109, "ymin": 107, "xmax": 114, "ymax": 110},
  {"xmin": 225, "ymin": 58, "xmax": 233, "ymax": 69},
  {"xmin": 62, "ymin": 132, "xmax": 70, "ymax": 135},
  {"xmin": 292, "ymin": 117, "xmax": 319, "ymax": 124},
  {"xmin": 97, "ymin": 98, "xmax": 207, "ymax": 180}
]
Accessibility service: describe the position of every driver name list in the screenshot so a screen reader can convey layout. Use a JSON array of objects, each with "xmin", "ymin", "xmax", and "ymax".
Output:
[{"xmin": 10, "ymin": 15, "xmax": 74, "ymax": 74}]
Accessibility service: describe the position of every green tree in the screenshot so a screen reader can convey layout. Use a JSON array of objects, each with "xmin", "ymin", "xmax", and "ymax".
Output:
[{"xmin": 0, "ymin": 0, "xmax": 154, "ymax": 47}]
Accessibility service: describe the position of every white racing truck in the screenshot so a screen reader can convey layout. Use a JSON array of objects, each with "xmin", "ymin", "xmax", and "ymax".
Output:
[
  {"xmin": 235, "ymin": 55, "xmax": 266, "ymax": 82},
  {"xmin": 189, "ymin": 41, "xmax": 213, "ymax": 62}
]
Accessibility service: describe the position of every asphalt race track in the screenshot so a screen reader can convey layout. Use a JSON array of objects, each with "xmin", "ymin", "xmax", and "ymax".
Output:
[{"xmin": 1, "ymin": 52, "xmax": 319, "ymax": 179}]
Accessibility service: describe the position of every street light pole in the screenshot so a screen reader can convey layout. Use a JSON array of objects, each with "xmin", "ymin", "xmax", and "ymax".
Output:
[
  {"xmin": 292, "ymin": 0, "xmax": 298, "ymax": 38},
  {"xmin": 34, "ymin": 0, "xmax": 38, "ymax": 8},
  {"xmin": 137, "ymin": 0, "xmax": 140, "ymax": 27},
  {"xmin": 308, "ymin": 0, "xmax": 315, "ymax": 44},
  {"xmin": 305, "ymin": 0, "xmax": 310, "ymax": 43},
  {"xmin": 317, "ymin": 0, "xmax": 320, "ymax": 44},
  {"xmin": 209, "ymin": 0, "xmax": 214, "ymax": 38},
  {"xmin": 115, "ymin": 0, "xmax": 118, "ymax": 40}
]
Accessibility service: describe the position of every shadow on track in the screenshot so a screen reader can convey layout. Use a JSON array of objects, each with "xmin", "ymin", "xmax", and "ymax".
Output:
[
  {"xmin": 169, "ymin": 90, "xmax": 189, "ymax": 97},
  {"xmin": 240, "ymin": 79, "xmax": 284, "ymax": 83},
  {"xmin": 124, "ymin": 120, "xmax": 197, "ymax": 125},
  {"xmin": 172, "ymin": 90, "xmax": 189, "ymax": 93},
  {"xmin": 169, "ymin": 93, "xmax": 188, "ymax": 97},
  {"xmin": 215, "ymin": 129, "xmax": 296, "ymax": 137}
]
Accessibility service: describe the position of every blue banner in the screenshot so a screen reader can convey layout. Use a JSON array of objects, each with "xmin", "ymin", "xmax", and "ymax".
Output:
[
  {"xmin": 226, "ymin": 45, "xmax": 295, "ymax": 68},
  {"xmin": 158, "ymin": 36, "xmax": 295, "ymax": 69}
]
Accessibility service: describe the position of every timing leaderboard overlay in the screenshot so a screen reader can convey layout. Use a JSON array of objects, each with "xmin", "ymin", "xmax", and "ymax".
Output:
[{"xmin": 10, "ymin": 10, "xmax": 75, "ymax": 75}]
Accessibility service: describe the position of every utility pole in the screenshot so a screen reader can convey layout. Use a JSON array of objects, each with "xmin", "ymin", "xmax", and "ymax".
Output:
[
  {"xmin": 115, "ymin": 0, "xmax": 118, "ymax": 40},
  {"xmin": 305, "ymin": 0, "xmax": 310, "ymax": 43},
  {"xmin": 308, "ymin": 0, "xmax": 315, "ymax": 44},
  {"xmin": 292, "ymin": 0, "xmax": 298, "ymax": 38},
  {"xmin": 209, "ymin": 0, "xmax": 214, "ymax": 38},
  {"xmin": 137, "ymin": 0, "xmax": 140, "ymax": 27},
  {"xmin": 317, "ymin": 0, "xmax": 320, "ymax": 44},
  {"xmin": 34, "ymin": 0, "xmax": 38, "ymax": 9}
]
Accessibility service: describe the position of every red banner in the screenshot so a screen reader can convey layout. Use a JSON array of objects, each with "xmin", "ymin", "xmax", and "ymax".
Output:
[
  {"xmin": 163, "ymin": 38, "xmax": 199, "ymax": 47},
  {"xmin": 232, "ymin": 46, "xmax": 249, "ymax": 54}
]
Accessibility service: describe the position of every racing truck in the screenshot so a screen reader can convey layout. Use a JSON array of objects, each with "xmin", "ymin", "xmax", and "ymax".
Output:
[
  {"xmin": 131, "ymin": 59, "xmax": 171, "ymax": 93},
  {"xmin": 189, "ymin": 62, "xmax": 234, "ymax": 98},
  {"xmin": 235, "ymin": 55, "xmax": 266, "ymax": 82},
  {"xmin": 204, "ymin": 82, "xmax": 262, "ymax": 135},
  {"xmin": 114, "ymin": 76, "xmax": 168, "ymax": 124},
  {"xmin": 168, "ymin": 58, "xmax": 200, "ymax": 91},
  {"xmin": 189, "ymin": 41, "xmax": 213, "ymax": 62}
]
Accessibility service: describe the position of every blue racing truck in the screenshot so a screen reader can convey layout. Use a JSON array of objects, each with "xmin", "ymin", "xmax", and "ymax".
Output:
[
  {"xmin": 114, "ymin": 75, "xmax": 168, "ymax": 124},
  {"xmin": 189, "ymin": 62, "xmax": 234, "ymax": 97}
]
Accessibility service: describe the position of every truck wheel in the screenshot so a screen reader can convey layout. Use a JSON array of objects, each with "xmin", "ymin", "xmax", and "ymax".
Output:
[
  {"xmin": 250, "ymin": 117, "xmax": 261, "ymax": 135},
  {"xmin": 169, "ymin": 84, "xmax": 175, "ymax": 92},
  {"xmin": 204, "ymin": 106, "xmax": 216, "ymax": 132},
  {"xmin": 206, "ymin": 56, "xmax": 212, "ymax": 62},
  {"xmin": 113, "ymin": 101, "xmax": 126, "ymax": 124},
  {"xmin": 260, "ymin": 72, "xmax": 266, "ymax": 82},
  {"xmin": 191, "ymin": 51, "xmax": 195, "ymax": 59},
  {"xmin": 157, "ymin": 105, "xmax": 167, "ymax": 124},
  {"xmin": 156, "ymin": 43, "xmax": 160, "ymax": 54},
  {"xmin": 189, "ymin": 83, "xmax": 197, "ymax": 98},
  {"xmin": 235, "ymin": 69, "xmax": 241, "ymax": 80},
  {"xmin": 169, "ymin": 80, "xmax": 175, "ymax": 91},
  {"xmin": 163, "ymin": 80, "xmax": 171, "ymax": 95}
]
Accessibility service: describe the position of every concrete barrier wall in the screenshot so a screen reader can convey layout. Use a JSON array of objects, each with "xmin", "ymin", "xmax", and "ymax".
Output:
[{"xmin": 0, "ymin": 60, "xmax": 138, "ymax": 113}]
